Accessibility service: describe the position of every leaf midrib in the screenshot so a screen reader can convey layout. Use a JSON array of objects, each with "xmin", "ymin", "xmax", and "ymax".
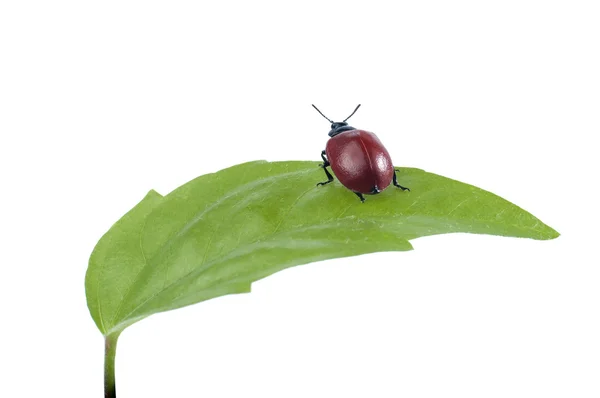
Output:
[
  {"xmin": 106, "ymin": 209, "xmax": 553, "ymax": 335},
  {"xmin": 105, "ymin": 217, "xmax": 395, "ymax": 334}
]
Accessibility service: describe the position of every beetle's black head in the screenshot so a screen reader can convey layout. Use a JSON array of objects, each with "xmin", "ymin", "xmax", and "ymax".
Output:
[
  {"xmin": 328, "ymin": 122, "xmax": 356, "ymax": 137},
  {"xmin": 312, "ymin": 104, "xmax": 361, "ymax": 137}
]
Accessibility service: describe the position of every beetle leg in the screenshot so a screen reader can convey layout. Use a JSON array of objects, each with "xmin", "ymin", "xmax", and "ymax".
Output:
[
  {"xmin": 317, "ymin": 166, "xmax": 334, "ymax": 186},
  {"xmin": 354, "ymin": 192, "xmax": 366, "ymax": 203},
  {"xmin": 320, "ymin": 150, "xmax": 329, "ymax": 165},
  {"xmin": 317, "ymin": 150, "xmax": 334, "ymax": 186},
  {"xmin": 393, "ymin": 169, "xmax": 410, "ymax": 191}
]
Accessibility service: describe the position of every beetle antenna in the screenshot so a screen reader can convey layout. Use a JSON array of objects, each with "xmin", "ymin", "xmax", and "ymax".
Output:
[
  {"xmin": 343, "ymin": 104, "xmax": 361, "ymax": 122},
  {"xmin": 312, "ymin": 104, "xmax": 334, "ymax": 124}
]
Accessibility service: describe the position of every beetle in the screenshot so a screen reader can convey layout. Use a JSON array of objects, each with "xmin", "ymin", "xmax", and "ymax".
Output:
[{"xmin": 313, "ymin": 104, "xmax": 410, "ymax": 202}]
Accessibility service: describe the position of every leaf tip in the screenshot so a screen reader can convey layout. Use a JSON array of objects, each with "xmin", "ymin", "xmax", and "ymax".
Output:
[
  {"xmin": 544, "ymin": 226, "xmax": 560, "ymax": 240},
  {"xmin": 532, "ymin": 221, "xmax": 560, "ymax": 240}
]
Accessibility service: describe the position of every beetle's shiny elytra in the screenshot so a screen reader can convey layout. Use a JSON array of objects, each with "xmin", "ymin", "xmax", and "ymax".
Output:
[{"xmin": 313, "ymin": 104, "xmax": 410, "ymax": 202}]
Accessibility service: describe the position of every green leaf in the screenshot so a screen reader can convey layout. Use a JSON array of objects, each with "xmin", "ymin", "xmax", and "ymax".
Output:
[{"xmin": 86, "ymin": 160, "xmax": 558, "ymax": 336}]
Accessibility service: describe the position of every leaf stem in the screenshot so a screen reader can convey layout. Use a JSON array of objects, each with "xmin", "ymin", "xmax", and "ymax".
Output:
[{"xmin": 104, "ymin": 332, "xmax": 121, "ymax": 398}]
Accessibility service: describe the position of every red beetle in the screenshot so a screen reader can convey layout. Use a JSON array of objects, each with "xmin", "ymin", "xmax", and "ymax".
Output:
[{"xmin": 313, "ymin": 104, "xmax": 410, "ymax": 202}]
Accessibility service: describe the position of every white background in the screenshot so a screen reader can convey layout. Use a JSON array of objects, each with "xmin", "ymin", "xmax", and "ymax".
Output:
[{"xmin": 1, "ymin": 1, "xmax": 599, "ymax": 397}]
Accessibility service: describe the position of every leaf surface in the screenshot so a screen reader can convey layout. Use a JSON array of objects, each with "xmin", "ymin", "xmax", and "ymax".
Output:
[{"xmin": 86, "ymin": 161, "xmax": 558, "ymax": 335}]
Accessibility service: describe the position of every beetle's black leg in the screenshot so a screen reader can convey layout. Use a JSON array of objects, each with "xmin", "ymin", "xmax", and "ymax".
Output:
[
  {"xmin": 354, "ymin": 192, "xmax": 366, "ymax": 203},
  {"xmin": 320, "ymin": 150, "xmax": 328, "ymax": 165},
  {"xmin": 317, "ymin": 150, "xmax": 334, "ymax": 186},
  {"xmin": 393, "ymin": 169, "xmax": 410, "ymax": 191},
  {"xmin": 317, "ymin": 167, "xmax": 334, "ymax": 186}
]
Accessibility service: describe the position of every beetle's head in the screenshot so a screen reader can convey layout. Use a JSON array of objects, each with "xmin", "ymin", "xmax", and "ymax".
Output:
[
  {"xmin": 312, "ymin": 104, "xmax": 361, "ymax": 137},
  {"xmin": 328, "ymin": 122, "xmax": 356, "ymax": 137}
]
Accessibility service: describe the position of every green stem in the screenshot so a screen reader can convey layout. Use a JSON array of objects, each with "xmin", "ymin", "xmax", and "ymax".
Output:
[{"xmin": 104, "ymin": 332, "xmax": 121, "ymax": 398}]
